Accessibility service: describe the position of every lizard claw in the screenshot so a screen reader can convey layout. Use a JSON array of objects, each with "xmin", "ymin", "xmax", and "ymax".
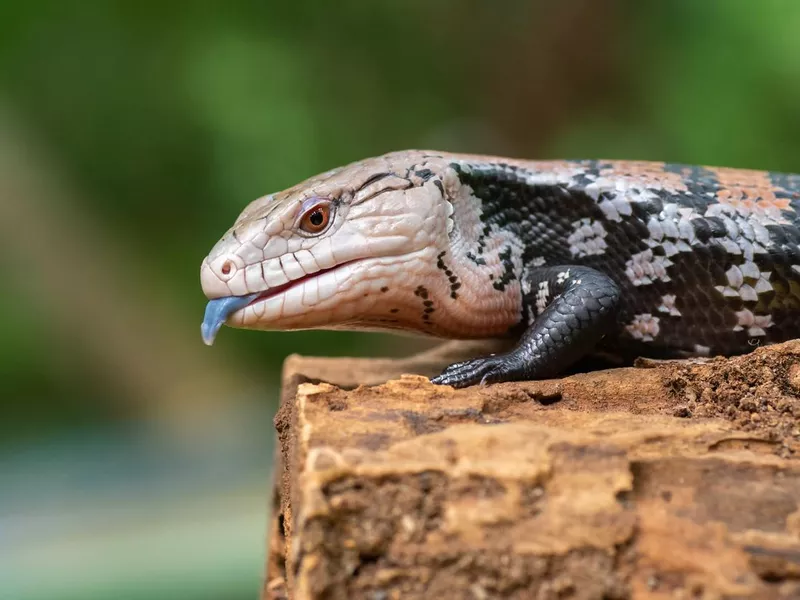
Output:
[{"xmin": 430, "ymin": 355, "xmax": 511, "ymax": 388}]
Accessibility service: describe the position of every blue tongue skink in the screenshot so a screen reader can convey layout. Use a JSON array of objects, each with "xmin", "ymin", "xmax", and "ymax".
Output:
[
  {"xmin": 201, "ymin": 293, "xmax": 260, "ymax": 346},
  {"xmin": 199, "ymin": 150, "xmax": 800, "ymax": 388}
]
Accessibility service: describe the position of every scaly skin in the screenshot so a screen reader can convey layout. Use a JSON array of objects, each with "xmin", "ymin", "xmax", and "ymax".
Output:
[{"xmin": 200, "ymin": 150, "xmax": 800, "ymax": 387}]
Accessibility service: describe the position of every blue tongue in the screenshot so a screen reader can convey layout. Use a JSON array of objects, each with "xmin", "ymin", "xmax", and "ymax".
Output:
[{"xmin": 201, "ymin": 293, "xmax": 260, "ymax": 345}]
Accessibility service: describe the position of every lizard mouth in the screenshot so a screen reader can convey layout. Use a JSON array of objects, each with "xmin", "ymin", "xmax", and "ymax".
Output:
[{"xmin": 201, "ymin": 259, "xmax": 360, "ymax": 345}]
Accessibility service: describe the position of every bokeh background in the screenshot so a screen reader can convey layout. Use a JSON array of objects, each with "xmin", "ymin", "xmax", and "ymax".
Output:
[{"xmin": 2, "ymin": 1, "xmax": 799, "ymax": 598}]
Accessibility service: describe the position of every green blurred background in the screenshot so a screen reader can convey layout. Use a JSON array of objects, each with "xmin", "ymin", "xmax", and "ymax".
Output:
[{"xmin": 1, "ymin": 1, "xmax": 798, "ymax": 598}]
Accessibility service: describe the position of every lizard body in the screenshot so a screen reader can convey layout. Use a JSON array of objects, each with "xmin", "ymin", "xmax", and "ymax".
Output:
[{"xmin": 200, "ymin": 150, "xmax": 800, "ymax": 387}]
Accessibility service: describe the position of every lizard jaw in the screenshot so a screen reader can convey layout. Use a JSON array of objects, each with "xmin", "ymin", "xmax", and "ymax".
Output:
[{"xmin": 200, "ymin": 258, "xmax": 364, "ymax": 344}]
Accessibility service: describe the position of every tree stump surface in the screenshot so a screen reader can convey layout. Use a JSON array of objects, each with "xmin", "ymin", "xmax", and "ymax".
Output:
[{"xmin": 264, "ymin": 341, "xmax": 800, "ymax": 600}]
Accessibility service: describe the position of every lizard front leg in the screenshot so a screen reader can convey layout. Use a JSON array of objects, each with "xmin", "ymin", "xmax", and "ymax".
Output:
[{"xmin": 431, "ymin": 266, "xmax": 622, "ymax": 388}]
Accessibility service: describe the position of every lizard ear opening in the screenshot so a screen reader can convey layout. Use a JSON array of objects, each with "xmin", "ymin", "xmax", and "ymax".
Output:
[{"xmin": 297, "ymin": 198, "xmax": 334, "ymax": 236}]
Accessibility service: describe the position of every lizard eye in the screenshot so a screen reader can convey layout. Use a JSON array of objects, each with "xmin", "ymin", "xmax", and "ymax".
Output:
[{"xmin": 298, "ymin": 199, "xmax": 332, "ymax": 235}]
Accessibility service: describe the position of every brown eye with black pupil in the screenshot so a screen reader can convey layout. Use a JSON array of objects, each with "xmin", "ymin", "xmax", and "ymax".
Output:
[
  {"xmin": 309, "ymin": 210, "xmax": 324, "ymax": 226},
  {"xmin": 300, "ymin": 203, "xmax": 330, "ymax": 234}
]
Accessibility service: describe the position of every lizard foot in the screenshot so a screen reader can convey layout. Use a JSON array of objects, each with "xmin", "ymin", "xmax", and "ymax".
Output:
[{"xmin": 430, "ymin": 354, "xmax": 515, "ymax": 388}]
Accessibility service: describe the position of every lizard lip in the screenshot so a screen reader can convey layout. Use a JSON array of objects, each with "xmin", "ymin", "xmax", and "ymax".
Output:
[
  {"xmin": 245, "ymin": 258, "xmax": 364, "ymax": 307},
  {"xmin": 201, "ymin": 259, "xmax": 359, "ymax": 345}
]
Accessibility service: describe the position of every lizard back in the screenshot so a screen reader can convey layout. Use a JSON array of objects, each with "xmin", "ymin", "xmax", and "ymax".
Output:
[{"xmin": 449, "ymin": 157, "xmax": 800, "ymax": 358}]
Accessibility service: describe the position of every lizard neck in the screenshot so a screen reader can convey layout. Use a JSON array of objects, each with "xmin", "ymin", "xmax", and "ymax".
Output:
[
  {"xmin": 421, "ymin": 159, "xmax": 603, "ymax": 338},
  {"xmin": 398, "ymin": 162, "xmax": 540, "ymax": 339}
]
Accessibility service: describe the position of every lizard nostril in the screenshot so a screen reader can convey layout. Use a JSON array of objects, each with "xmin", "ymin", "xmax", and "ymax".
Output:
[{"xmin": 221, "ymin": 260, "xmax": 233, "ymax": 276}]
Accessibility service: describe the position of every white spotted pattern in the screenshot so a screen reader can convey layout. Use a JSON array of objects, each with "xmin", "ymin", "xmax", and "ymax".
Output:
[
  {"xmin": 640, "ymin": 203, "xmax": 704, "ymax": 259},
  {"xmin": 625, "ymin": 313, "xmax": 660, "ymax": 342},
  {"xmin": 625, "ymin": 249, "xmax": 673, "ymax": 286},
  {"xmin": 584, "ymin": 177, "xmax": 660, "ymax": 222},
  {"xmin": 733, "ymin": 309, "xmax": 773, "ymax": 337},
  {"xmin": 636, "ymin": 197, "xmax": 786, "ymax": 266},
  {"xmin": 714, "ymin": 261, "xmax": 772, "ymax": 302},
  {"xmin": 567, "ymin": 218, "xmax": 608, "ymax": 257},
  {"xmin": 556, "ymin": 269, "xmax": 571, "ymax": 284},
  {"xmin": 521, "ymin": 277, "xmax": 532, "ymax": 296},
  {"xmin": 536, "ymin": 281, "xmax": 550, "ymax": 315},
  {"xmin": 693, "ymin": 344, "xmax": 711, "ymax": 357},
  {"xmin": 657, "ymin": 294, "xmax": 681, "ymax": 317}
]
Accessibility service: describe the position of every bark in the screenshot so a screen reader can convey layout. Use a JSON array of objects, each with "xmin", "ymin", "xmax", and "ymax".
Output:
[{"xmin": 265, "ymin": 341, "xmax": 800, "ymax": 600}]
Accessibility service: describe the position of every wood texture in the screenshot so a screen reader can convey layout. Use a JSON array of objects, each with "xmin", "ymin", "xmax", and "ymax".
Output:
[{"xmin": 265, "ymin": 341, "xmax": 800, "ymax": 599}]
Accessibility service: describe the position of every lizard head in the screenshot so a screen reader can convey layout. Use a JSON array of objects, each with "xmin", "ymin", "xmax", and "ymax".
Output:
[{"xmin": 200, "ymin": 151, "xmax": 460, "ymax": 344}]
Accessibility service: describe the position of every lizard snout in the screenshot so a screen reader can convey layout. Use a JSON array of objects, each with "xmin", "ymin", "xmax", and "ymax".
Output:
[{"xmin": 200, "ymin": 254, "xmax": 245, "ymax": 299}]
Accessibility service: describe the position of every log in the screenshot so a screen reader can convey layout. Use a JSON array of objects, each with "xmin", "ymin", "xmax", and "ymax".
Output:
[{"xmin": 264, "ymin": 341, "xmax": 800, "ymax": 599}]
